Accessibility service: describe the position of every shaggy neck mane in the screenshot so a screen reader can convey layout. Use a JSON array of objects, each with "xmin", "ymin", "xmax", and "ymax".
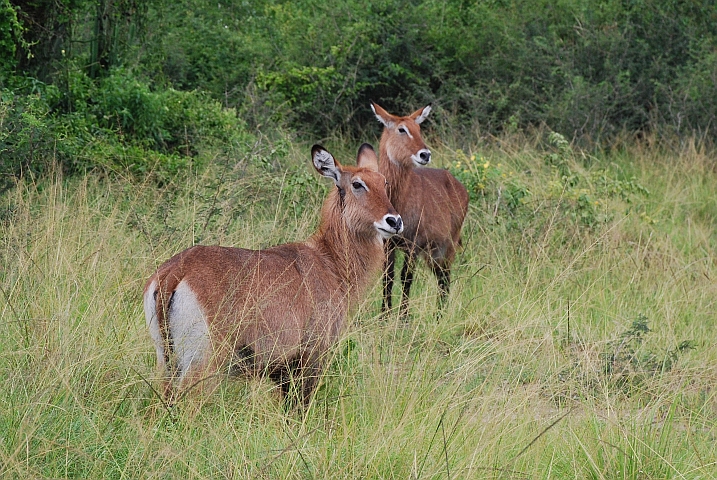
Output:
[{"xmin": 307, "ymin": 188, "xmax": 384, "ymax": 303}]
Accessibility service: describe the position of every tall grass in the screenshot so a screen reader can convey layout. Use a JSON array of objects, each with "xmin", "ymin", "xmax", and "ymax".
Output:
[{"xmin": 1, "ymin": 135, "xmax": 716, "ymax": 478}]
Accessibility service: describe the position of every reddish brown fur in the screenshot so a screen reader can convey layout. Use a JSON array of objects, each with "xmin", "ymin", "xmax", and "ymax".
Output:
[
  {"xmin": 144, "ymin": 144, "xmax": 401, "ymax": 405},
  {"xmin": 371, "ymin": 102, "xmax": 469, "ymax": 316}
]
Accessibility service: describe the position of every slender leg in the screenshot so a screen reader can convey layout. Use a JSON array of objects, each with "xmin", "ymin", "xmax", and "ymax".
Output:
[
  {"xmin": 436, "ymin": 266, "xmax": 451, "ymax": 309},
  {"xmin": 382, "ymin": 241, "xmax": 396, "ymax": 313},
  {"xmin": 177, "ymin": 348, "xmax": 224, "ymax": 399},
  {"xmin": 269, "ymin": 358, "xmax": 300, "ymax": 408},
  {"xmin": 399, "ymin": 251, "xmax": 416, "ymax": 318},
  {"xmin": 428, "ymin": 256, "xmax": 452, "ymax": 314},
  {"xmin": 269, "ymin": 354, "xmax": 322, "ymax": 410},
  {"xmin": 299, "ymin": 361, "xmax": 321, "ymax": 409}
]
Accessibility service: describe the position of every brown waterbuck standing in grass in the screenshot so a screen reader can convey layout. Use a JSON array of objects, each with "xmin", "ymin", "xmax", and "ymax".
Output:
[
  {"xmin": 371, "ymin": 102, "xmax": 469, "ymax": 317},
  {"xmin": 143, "ymin": 144, "xmax": 403, "ymax": 406}
]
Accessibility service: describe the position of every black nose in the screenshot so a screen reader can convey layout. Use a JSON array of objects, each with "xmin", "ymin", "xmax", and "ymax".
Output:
[
  {"xmin": 420, "ymin": 151, "xmax": 431, "ymax": 162},
  {"xmin": 385, "ymin": 215, "xmax": 403, "ymax": 232}
]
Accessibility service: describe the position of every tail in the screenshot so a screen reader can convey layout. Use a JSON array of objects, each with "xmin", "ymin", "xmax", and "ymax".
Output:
[{"xmin": 144, "ymin": 274, "xmax": 180, "ymax": 374}]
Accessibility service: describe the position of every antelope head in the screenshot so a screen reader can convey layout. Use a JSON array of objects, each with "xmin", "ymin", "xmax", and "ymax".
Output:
[
  {"xmin": 312, "ymin": 144, "xmax": 403, "ymax": 241},
  {"xmin": 370, "ymin": 101, "xmax": 432, "ymax": 167}
]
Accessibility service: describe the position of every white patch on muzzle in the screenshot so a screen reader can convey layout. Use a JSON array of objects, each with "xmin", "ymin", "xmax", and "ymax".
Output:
[
  {"xmin": 411, "ymin": 148, "xmax": 431, "ymax": 166},
  {"xmin": 375, "ymin": 214, "xmax": 403, "ymax": 239}
]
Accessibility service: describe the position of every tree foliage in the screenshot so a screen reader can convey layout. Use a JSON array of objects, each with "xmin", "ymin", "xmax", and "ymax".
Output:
[
  {"xmin": 1, "ymin": 0, "xmax": 717, "ymax": 181},
  {"xmin": 136, "ymin": 0, "xmax": 717, "ymax": 138}
]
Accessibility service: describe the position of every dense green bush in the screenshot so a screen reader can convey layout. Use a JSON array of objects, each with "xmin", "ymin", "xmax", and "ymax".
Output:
[
  {"xmin": 0, "ymin": 89, "xmax": 59, "ymax": 191},
  {"xmin": 83, "ymin": 69, "xmax": 251, "ymax": 154},
  {"xmin": 0, "ymin": 69, "xmax": 256, "ymax": 185},
  {"xmin": 140, "ymin": 0, "xmax": 717, "ymax": 139}
]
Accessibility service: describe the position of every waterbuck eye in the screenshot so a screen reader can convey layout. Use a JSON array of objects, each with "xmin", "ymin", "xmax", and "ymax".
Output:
[
  {"xmin": 398, "ymin": 127, "xmax": 407, "ymax": 134},
  {"xmin": 352, "ymin": 181, "xmax": 365, "ymax": 191}
]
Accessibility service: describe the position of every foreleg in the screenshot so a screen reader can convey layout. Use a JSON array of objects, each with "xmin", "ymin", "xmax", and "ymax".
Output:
[
  {"xmin": 382, "ymin": 241, "xmax": 397, "ymax": 313},
  {"xmin": 400, "ymin": 251, "xmax": 417, "ymax": 318}
]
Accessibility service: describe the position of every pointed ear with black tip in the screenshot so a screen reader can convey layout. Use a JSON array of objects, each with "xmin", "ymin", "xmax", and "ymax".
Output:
[
  {"xmin": 356, "ymin": 143, "xmax": 379, "ymax": 172},
  {"xmin": 312, "ymin": 145, "xmax": 342, "ymax": 185},
  {"xmin": 411, "ymin": 104, "xmax": 432, "ymax": 125},
  {"xmin": 370, "ymin": 101, "xmax": 395, "ymax": 128}
]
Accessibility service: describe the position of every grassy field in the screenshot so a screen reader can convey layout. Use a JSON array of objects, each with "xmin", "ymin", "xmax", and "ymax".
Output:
[{"xmin": 1, "ymin": 132, "xmax": 716, "ymax": 478}]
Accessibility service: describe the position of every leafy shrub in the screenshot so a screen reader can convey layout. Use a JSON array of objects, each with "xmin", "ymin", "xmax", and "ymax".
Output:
[
  {"xmin": 543, "ymin": 132, "xmax": 650, "ymax": 228},
  {"xmin": 658, "ymin": 42, "xmax": 717, "ymax": 135},
  {"xmin": 449, "ymin": 153, "xmax": 502, "ymax": 202},
  {"xmin": 0, "ymin": 89, "xmax": 60, "ymax": 191},
  {"xmin": 544, "ymin": 131, "xmax": 575, "ymax": 182},
  {"xmin": 66, "ymin": 68, "xmax": 252, "ymax": 155},
  {"xmin": 449, "ymin": 131, "xmax": 650, "ymax": 233},
  {"xmin": 604, "ymin": 315, "xmax": 696, "ymax": 393},
  {"xmin": 204, "ymin": 0, "xmax": 717, "ymax": 138},
  {"xmin": 551, "ymin": 314, "xmax": 696, "ymax": 405},
  {"xmin": 0, "ymin": 68, "xmax": 258, "ymax": 183}
]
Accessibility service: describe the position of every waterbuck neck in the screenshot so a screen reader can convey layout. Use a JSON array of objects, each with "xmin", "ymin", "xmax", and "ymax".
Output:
[
  {"xmin": 378, "ymin": 134, "xmax": 414, "ymax": 203},
  {"xmin": 307, "ymin": 188, "xmax": 385, "ymax": 303}
]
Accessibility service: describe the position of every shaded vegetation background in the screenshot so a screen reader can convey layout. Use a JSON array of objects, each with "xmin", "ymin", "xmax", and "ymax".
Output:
[{"xmin": 1, "ymin": 0, "xmax": 717, "ymax": 188}]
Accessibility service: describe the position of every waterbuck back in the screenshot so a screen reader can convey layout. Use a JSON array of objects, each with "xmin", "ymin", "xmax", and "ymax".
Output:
[
  {"xmin": 371, "ymin": 102, "xmax": 469, "ymax": 317},
  {"xmin": 143, "ymin": 144, "xmax": 402, "ymax": 405}
]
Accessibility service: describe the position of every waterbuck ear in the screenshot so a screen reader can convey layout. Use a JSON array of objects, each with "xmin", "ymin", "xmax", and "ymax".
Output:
[
  {"xmin": 411, "ymin": 104, "xmax": 432, "ymax": 125},
  {"xmin": 370, "ymin": 101, "xmax": 395, "ymax": 128},
  {"xmin": 356, "ymin": 143, "xmax": 379, "ymax": 172},
  {"xmin": 312, "ymin": 144, "xmax": 342, "ymax": 185}
]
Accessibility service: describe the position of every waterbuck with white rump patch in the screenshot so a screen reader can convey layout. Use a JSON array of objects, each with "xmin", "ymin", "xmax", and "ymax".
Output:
[
  {"xmin": 143, "ymin": 144, "xmax": 402, "ymax": 406},
  {"xmin": 371, "ymin": 102, "xmax": 469, "ymax": 317}
]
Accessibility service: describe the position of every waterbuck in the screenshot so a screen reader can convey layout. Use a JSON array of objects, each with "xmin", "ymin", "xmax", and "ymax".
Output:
[
  {"xmin": 371, "ymin": 102, "xmax": 468, "ymax": 317},
  {"xmin": 144, "ymin": 144, "xmax": 402, "ymax": 405}
]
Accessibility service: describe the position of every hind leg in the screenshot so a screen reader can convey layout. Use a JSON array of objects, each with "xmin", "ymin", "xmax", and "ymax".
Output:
[
  {"xmin": 175, "ymin": 350, "xmax": 223, "ymax": 404},
  {"xmin": 430, "ymin": 250, "xmax": 454, "ymax": 312},
  {"xmin": 268, "ymin": 358, "xmax": 299, "ymax": 405},
  {"xmin": 295, "ymin": 345, "xmax": 325, "ymax": 408},
  {"xmin": 269, "ymin": 354, "xmax": 322, "ymax": 410},
  {"xmin": 167, "ymin": 281, "xmax": 218, "ymax": 403},
  {"xmin": 433, "ymin": 263, "xmax": 451, "ymax": 309},
  {"xmin": 298, "ymin": 360, "xmax": 322, "ymax": 408}
]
